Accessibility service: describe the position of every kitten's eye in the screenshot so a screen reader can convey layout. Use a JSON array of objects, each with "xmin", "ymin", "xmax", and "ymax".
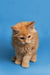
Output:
[
  {"xmin": 20, "ymin": 37, "xmax": 25, "ymax": 40},
  {"xmin": 28, "ymin": 35, "xmax": 31, "ymax": 38}
]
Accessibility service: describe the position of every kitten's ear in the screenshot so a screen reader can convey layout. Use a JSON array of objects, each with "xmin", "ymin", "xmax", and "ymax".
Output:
[
  {"xmin": 11, "ymin": 26, "xmax": 19, "ymax": 34},
  {"xmin": 27, "ymin": 21, "xmax": 35, "ymax": 30}
]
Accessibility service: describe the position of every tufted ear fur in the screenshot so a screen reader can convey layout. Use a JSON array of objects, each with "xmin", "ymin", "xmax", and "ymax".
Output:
[
  {"xmin": 26, "ymin": 21, "xmax": 35, "ymax": 31},
  {"xmin": 11, "ymin": 26, "xmax": 19, "ymax": 34}
]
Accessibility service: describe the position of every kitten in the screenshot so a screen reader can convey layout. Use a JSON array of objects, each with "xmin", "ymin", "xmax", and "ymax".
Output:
[{"xmin": 11, "ymin": 21, "xmax": 39, "ymax": 68}]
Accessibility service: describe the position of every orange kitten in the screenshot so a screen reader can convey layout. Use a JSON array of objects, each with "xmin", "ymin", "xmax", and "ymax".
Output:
[{"xmin": 11, "ymin": 21, "xmax": 39, "ymax": 68}]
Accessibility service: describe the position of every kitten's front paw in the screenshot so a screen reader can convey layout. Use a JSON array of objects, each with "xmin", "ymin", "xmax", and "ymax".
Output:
[
  {"xmin": 15, "ymin": 60, "xmax": 21, "ymax": 65},
  {"xmin": 22, "ymin": 62, "xmax": 29, "ymax": 68},
  {"xmin": 31, "ymin": 58, "xmax": 36, "ymax": 62},
  {"xmin": 30, "ymin": 55, "xmax": 37, "ymax": 62}
]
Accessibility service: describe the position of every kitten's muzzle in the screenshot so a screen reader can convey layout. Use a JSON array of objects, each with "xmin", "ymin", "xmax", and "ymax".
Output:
[
  {"xmin": 25, "ymin": 42, "xmax": 28, "ymax": 44},
  {"xmin": 22, "ymin": 42, "xmax": 28, "ymax": 45}
]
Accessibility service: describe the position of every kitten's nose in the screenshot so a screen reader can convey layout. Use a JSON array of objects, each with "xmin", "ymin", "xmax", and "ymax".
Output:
[{"xmin": 25, "ymin": 42, "xmax": 28, "ymax": 44}]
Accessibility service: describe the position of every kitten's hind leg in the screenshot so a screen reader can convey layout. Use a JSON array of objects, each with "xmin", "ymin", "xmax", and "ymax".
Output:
[{"xmin": 12, "ymin": 56, "xmax": 16, "ymax": 61}]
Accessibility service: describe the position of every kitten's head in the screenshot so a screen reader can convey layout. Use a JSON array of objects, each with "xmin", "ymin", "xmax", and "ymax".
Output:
[{"xmin": 11, "ymin": 21, "xmax": 35, "ymax": 45}]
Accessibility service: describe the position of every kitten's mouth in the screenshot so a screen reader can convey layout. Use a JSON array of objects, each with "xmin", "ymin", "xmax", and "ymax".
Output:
[
  {"xmin": 22, "ymin": 42, "xmax": 30, "ymax": 45},
  {"xmin": 25, "ymin": 43, "xmax": 28, "ymax": 45}
]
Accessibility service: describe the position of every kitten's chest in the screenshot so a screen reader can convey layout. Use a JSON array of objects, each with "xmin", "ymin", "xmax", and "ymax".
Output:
[{"xmin": 15, "ymin": 44, "xmax": 32, "ymax": 55}]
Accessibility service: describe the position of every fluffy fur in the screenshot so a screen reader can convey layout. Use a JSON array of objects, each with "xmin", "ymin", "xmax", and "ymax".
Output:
[{"xmin": 11, "ymin": 21, "xmax": 39, "ymax": 68}]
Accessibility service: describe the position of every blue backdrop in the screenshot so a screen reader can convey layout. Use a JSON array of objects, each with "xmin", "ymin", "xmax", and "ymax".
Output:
[{"xmin": 0, "ymin": 0, "xmax": 50, "ymax": 75}]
